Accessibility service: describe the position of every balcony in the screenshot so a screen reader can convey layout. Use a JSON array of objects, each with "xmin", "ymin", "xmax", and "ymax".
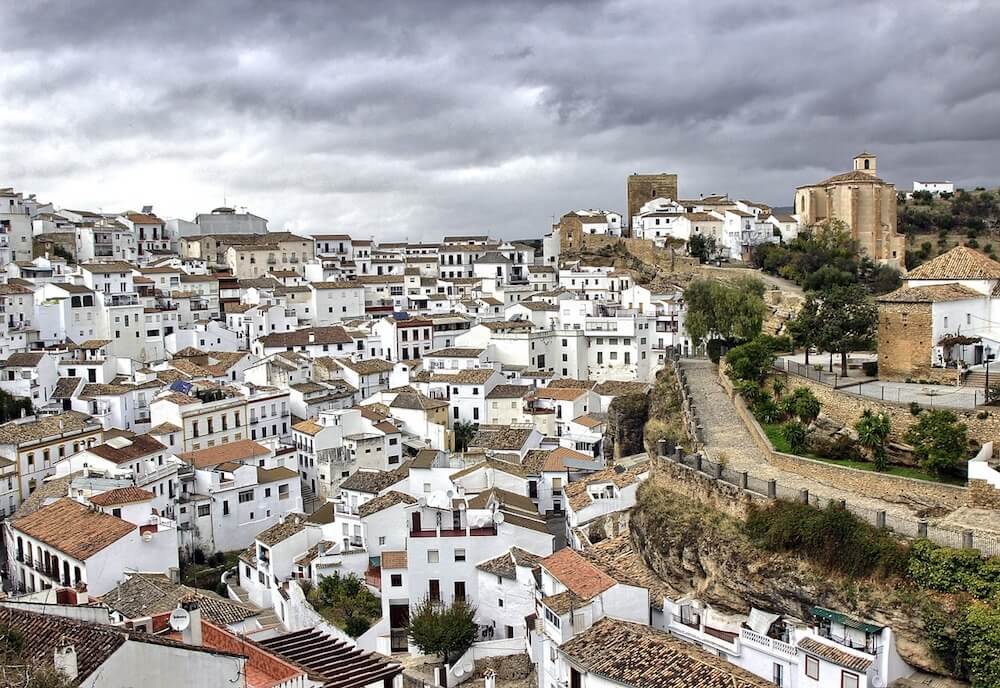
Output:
[
  {"xmin": 740, "ymin": 628, "xmax": 797, "ymax": 657},
  {"xmin": 409, "ymin": 526, "xmax": 496, "ymax": 538},
  {"xmin": 107, "ymin": 294, "xmax": 139, "ymax": 307}
]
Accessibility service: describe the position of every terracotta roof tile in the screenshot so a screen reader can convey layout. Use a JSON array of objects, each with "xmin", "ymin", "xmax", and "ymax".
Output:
[
  {"xmin": 539, "ymin": 548, "xmax": 616, "ymax": 601},
  {"xmin": 907, "ymin": 246, "xmax": 1000, "ymax": 280},
  {"xmin": 381, "ymin": 550, "xmax": 407, "ymax": 569},
  {"xmin": 90, "ymin": 486, "xmax": 156, "ymax": 506},
  {"xmin": 14, "ymin": 498, "xmax": 135, "ymax": 560}
]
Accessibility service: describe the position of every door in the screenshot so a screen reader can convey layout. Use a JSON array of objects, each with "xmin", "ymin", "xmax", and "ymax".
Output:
[
  {"xmin": 389, "ymin": 603, "xmax": 409, "ymax": 653},
  {"xmin": 429, "ymin": 580, "xmax": 440, "ymax": 603},
  {"xmin": 975, "ymin": 345, "xmax": 984, "ymax": 365},
  {"xmin": 411, "ymin": 512, "xmax": 421, "ymax": 534},
  {"xmin": 454, "ymin": 581, "xmax": 466, "ymax": 603}
]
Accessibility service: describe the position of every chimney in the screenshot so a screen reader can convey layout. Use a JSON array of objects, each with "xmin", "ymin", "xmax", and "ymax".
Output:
[
  {"xmin": 54, "ymin": 643, "xmax": 78, "ymax": 683},
  {"xmin": 180, "ymin": 598, "xmax": 203, "ymax": 646},
  {"xmin": 168, "ymin": 566, "xmax": 180, "ymax": 584},
  {"xmin": 317, "ymin": 542, "xmax": 328, "ymax": 557}
]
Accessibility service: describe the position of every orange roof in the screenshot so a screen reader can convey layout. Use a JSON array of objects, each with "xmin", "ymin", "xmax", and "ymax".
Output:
[
  {"xmin": 381, "ymin": 551, "xmax": 407, "ymax": 569},
  {"xmin": 535, "ymin": 387, "xmax": 586, "ymax": 401},
  {"xmin": 544, "ymin": 447, "xmax": 594, "ymax": 471},
  {"xmin": 14, "ymin": 498, "xmax": 134, "ymax": 560},
  {"xmin": 540, "ymin": 548, "xmax": 616, "ymax": 601},
  {"xmin": 178, "ymin": 439, "xmax": 271, "ymax": 468},
  {"xmin": 89, "ymin": 487, "xmax": 155, "ymax": 507},
  {"xmin": 572, "ymin": 415, "xmax": 603, "ymax": 429},
  {"xmin": 907, "ymin": 246, "xmax": 1000, "ymax": 280}
]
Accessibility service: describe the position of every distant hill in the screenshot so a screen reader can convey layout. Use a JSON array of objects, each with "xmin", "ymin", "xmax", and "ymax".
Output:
[{"xmin": 899, "ymin": 187, "xmax": 1000, "ymax": 268}]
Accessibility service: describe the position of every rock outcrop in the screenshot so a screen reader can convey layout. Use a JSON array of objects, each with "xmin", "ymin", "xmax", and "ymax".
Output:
[
  {"xmin": 628, "ymin": 478, "xmax": 953, "ymax": 675},
  {"xmin": 805, "ymin": 412, "xmax": 862, "ymax": 460}
]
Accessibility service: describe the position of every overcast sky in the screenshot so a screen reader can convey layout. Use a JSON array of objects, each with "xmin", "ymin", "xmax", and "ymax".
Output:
[{"xmin": 2, "ymin": 0, "xmax": 999, "ymax": 240}]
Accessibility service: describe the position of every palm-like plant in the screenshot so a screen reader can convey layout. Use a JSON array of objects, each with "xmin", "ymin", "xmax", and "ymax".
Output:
[{"xmin": 855, "ymin": 409, "xmax": 892, "ymax": 471}]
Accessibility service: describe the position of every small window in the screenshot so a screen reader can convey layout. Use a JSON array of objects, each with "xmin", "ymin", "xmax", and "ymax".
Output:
[
  {"xmin": 197, "ymin": 504, "xmax": 210, "ymax": 517},
  {"xmin": 841, "ymin": 672, "xmax": 859, "ymax": 688},
  {"xmin": 454, "ymin": 548, "xmax": 466, "ymax": 562},
  {"xmin": 391, "ymin": 574, "xmax": 402, "ymax": 587},
  {"xmin": 238, "ymin": 490, "xmax": 254, "ymax": 503},
  {"xmin": 427, "ymin": 550, "xmax": 440, "ymax": 564},
  {"xmin": 805, "ymin": 656, "xmax": 819, "ymax": 680}
]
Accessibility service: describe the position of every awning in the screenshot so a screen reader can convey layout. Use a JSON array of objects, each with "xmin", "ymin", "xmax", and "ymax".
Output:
[
  {"xmin": 747, "ymin": 608, "xmax": 781, "ymax": 635},
  {"xmin": 810, "ymin": 606, "xmax": 883, "ymax": 634}
]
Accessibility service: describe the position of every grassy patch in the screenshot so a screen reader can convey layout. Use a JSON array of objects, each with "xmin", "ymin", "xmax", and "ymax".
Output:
[
  {"xmin": 761, "ymin": 423, "xmax": 963, "ymax": 485},
  {"xmin": 181, "ymin": 551, "xmax": 242, "ymax": 592}
]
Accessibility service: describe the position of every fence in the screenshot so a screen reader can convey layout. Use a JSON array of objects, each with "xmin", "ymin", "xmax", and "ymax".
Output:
[
  {"xmin": 775, "ymin": 358, "xmax": 984, "ymax": 410},
  {"xmin": 673, "ymin": 363, "xmax": 704, "ymax": 450},
  {"xmin": 655, "ymin": 440, "xmax": 1000, "ymax": 558}
]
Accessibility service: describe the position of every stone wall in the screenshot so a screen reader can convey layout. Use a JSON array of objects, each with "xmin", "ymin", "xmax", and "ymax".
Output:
[
  {"xmin": 627, "ymin": 173, "xmax": 679, "ymax": 228},
  {"xmin": 783, "ymin": 372, "xmax": 1000, "ymax": 446},
  {"xmin": 650, "ymin": 458, "xmax": 766, "ymax": 520},
  {"xmin": 877, "ymin": 301, "xmax": 937, "ymax": 382},
  {"xmin": 969, "ymin": 479, "xmax": 1000, "ymax": 508},
  {"xmin": 720, "ymin": 364, "xmax": 970, "ymax": 510}
]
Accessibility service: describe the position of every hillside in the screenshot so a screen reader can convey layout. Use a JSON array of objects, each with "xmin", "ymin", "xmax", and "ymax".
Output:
[{"xmin": 901, "ymin": 187, "xmax": 1000, "ymax": 268}]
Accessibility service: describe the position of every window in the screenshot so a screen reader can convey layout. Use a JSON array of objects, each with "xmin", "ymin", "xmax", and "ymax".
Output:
[
  {"xmin": 223, "ymin": 500, "xmax": 230, "ymax": 516},
  {"xmin": 112, "ymin": 508, "xmax": 122, "ymax": 518},
  {"xmin": 265, "ymin": 487, "xmax": 271, "ymax": 498},
  {"xmin": 238, "ymin": 489, "xmax": 254, "ymax": 503},
  {"xmin": 841, "ymin": 672, "xmax": 858, "ymax": 688},
  {"xmin": 498, "ymin": 598, "xmax": 504, "ymax": 608},
  {"xmin": 427, "ymin": 550, "xmax": 440, "ymax": 563},
  {"xmin": 544, "ymin": 608, "xmax": 561, "ymax": 628},
  {"xmin": 197, "ymin": 504, "xmax": 210, "ymax": 517},
  {"xmin": 773, "ymin": 663, "xmax": 783, "ymax": 687},
  {"xmin": 805, "ymin": 656, "xmax": 819, "ymax": 680},
  {"xmin": 390, "ymin": 574, "xmax": 402, "ymax": 587},
  {"xmin": 454, "ymin": 548, "xmax": 466, "ymax": 562}
]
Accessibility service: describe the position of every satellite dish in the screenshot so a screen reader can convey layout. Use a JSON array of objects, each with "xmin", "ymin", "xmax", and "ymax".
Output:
[
  {"xmin": 493, "ymin": 512, "xmax": 505, "ymax": 525},
  {"xmin": 169, "ymin": 607, "xmax": 190, "ymax": 632},
  {"xmin": 446, "ymin": 489, "xmax": 454, "ymax": 499}
]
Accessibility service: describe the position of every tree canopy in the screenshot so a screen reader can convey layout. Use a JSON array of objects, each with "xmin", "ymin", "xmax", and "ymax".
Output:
[
  {"xmin": 406, "ymin": 599, "xmax": 478, "ymax": 665},
  {"xmin": 683, "ymin": 277, "xmax": 766, "ymax": 346},
  {"xmin": 904, "ymin": 409, "xmax": 969, "ymax": 477},
  {"xmin": 813, "ymin": 285, "xmax": 878, "ymax": 376}
]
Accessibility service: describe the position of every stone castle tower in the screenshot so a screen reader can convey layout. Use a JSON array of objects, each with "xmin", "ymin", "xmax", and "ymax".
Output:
[{"xmin": 627, "ymin": 173, "xmax": 678, "ymax": 233}]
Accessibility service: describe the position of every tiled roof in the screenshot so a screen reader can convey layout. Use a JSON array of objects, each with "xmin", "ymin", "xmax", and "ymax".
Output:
[
  {"xmin": 476, "ymin": 546, "xmax": 541, "ymax": 578},
  {"xmin": 307, "ymin": 501, "xmax": 337, "ymax": 525},
  {"xmin": 178, "ymin": 439, "xmax": 270, "ymax": 469},
  {"xmin": 0, "ymin": 411, "xmax": 98, "ymax": 445},
  {"xmin": 486, "ymin": 384, "xmax": 532, "ymax": 399},
  {"xmin": 381, "ymin": 550, "xmax": 408, "ymax": 569},
  {"xmin": 52, "ymin": 376, "xmax": 82, "ymax": 399},
  {"xmin": 583, "ymin": 536, "xmax": 675, "ymax": 609},
  {"xmin": 101, "ymin": 572, "xmax": 259, "ymax": 625},
  {"xmin": 877, "ymin": 283, "xmax": 984, "ymax": 303},
  {"xmin": 13, "ymin": 498, "xmax": 135, "ymax": 560},
  {"xmin": 573, "ymin": 414, "xmax": 604, "ymax": 429},
  {"xmin": 425, "ymin": 347, "xmax": 484, "ymax": 358},
  {"xmin": 358, "ymin": 490, "xmax": 417, "ymax": 518},
  {"xmin": 481, "ymin": 320, "xmax": 534, "ymax": 332},
  {"xmin": 565, "ymin": 464, "xmax": 648, "ymax": 511},
  {"xmin": 90, "ymin": 486, "xmax": 155, "ymax": 506},
  {"xmin": 257, "ymin": 514, "xmax": 308, "ymax": 546},
  {"xmin": 431, "ymin": 368, "xmax": 497, "ymax": 385},
  {"xmin": 88, "ymin": 434, "xmax": 166, "ymax": 464},
  {"xmin": 561, "ymin": 618, "xmax": 772, "ymax": 688},
  {"xmin": 292, "ymin": 419, "xmax": 324, "ymax": 436},
  {"xmin": 539, "ymin": 548, "xmax": 616, "ymax": 601},
  {"xmin": 257, "ymin": 628, "xmax": 402, "ymax": 688},
  {"xmin": 797, "ymin": 637, "xmax": 873, "ymax": 673},
  {"xmin": 336, "ymin": 357, "xmax": 395, "ymax": 375},
  {"xmin": 545, "ymin": 378, "xmax": 593, "ymax": 389},
  {"xmin": 3, "ymin": 352, "xmax": 44, "ymax": 367},
  {"xmin": 80, "ymin": 261, "xmax": 135, "ymax": 273},
  {"xmin": 907, "ymin": 246, "xmax": 1000, "ymax": 280},
  {"xmin": 340, "ymin": 466, "xmax": 407, "ymax": 494},
  {"xmin": 593, "ymin": 380, "xmax": 651, "ymax": 396},
  {"xmin": 389, "ymin": 391, "xmax": 448, "ymax": 411},
  {"xmin": 258, "ymin": 326, "xmax": 356, "ymax": 348},
  {"xmin": 310, "ymin": 281, "xmax": 362, "ymax": 290},
  {"xmin": 534, "ymin": 387, "xmax": 587, "ymax": 401},
  {"xmin": 257, "ymin": 466, "xmax": 299, "ymax": 483},
  {"xmin": 470, "ymin": 426, "xmax": 534, "ymax": 450}
]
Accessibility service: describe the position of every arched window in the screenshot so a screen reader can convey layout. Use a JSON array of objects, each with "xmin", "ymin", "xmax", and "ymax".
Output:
[{"xmin": 864, "ymin": 159, "xmax": 870, "ymax": 170}]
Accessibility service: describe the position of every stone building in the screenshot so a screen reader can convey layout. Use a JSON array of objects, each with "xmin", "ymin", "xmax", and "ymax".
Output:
[
  {"xmin": 627, "ymin": 173, "xmax": 678, "ymax": 233},
  {"xmin": 876, "ymin": 246, "xmax": 1000, "ymax": 381},
  {"xmin": 795, "ymin": 153, "xmax": 905, "ymax": 267}
]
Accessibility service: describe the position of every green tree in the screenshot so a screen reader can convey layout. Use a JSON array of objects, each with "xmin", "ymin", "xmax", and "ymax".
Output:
[
  {"xmin": 0, "ymin": 391, "xmax": 32, "ymax": 423},
  {"xmin": 905, "ymin": 409, "xmax": 969, "ymax": 477},
  {"xmin": 687, "ymin": 234, "xmax": 717, "ymax": 263},
  {"xmin": 785, "ymin": 295, "xmax": 820, "ymax": 365},
  {"xmin": 814, "ymin": 285, "xmax": 878, "ymax": 376},
  {"xmin": 453, "ymin": 421, "xmax": 478, "ymax": 452},
  {"xmin": 855, "ymin": 409, "xmax": 892, "ymax": 471},
  {"xmin": 406, "ymin": 599, "xmax": 478, "ymax": 665},
  {"xmin": 683, "ymin": 278, "xmax": 766, "ymax": 346},
  {"xmin": 782, "ymin": 387, "xmax": 820, "ymax": 424},
  {"xmin": 725, "ymin": 338, "xmax": 776, "ymax": 385},
  {"xmin": 311, "ymin": 571, "xmax": 381, "ymax": 637}
]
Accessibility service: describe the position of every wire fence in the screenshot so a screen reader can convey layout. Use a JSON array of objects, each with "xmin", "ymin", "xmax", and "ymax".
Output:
[
  {"xmin": 774, "ymin": 358, "xmax": 984, "ymax": 410},
  {"xmin": 656, "ymin": 445, "xmax": 1000, "ymax": 558}
]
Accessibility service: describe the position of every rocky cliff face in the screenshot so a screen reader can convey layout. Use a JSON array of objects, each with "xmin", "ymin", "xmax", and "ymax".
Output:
[{"xmin": 628, "ymin": 478, "xmax": 954, "ymax": 674}]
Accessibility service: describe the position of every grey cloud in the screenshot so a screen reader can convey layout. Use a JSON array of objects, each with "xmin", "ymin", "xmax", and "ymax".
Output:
[{"xmin": 1, "ymin": 0, "xmax": 999, "ymax": 239}]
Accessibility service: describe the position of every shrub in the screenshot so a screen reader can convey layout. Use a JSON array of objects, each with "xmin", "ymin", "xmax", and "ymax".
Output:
[
  {"xmin": 905, "ymin": 409, "xmax": 969, "ymax": 476},
  {"xmin": 781, "ymin": 420, "xmax": 808, "ymax": 453},
  {"xmin": 753, "ymin": 397, "xmax": 781, "ymax": 424},
  {"xmin": 755, "ymin": 334, "xmax": 793, "ymax": 354},
  {"xmin": 978, "ymin": 411, "xmax": 990, "ymax": 420},
  {"xmin": 192, "ymin": 548, "xmax": 206, "ymax": 565},
  {"xmin": 910, "ymin": 401, "xmax": 922, "ymax": 416},
  {"xmin": 745, "ymin": 501, "xmax": 909, "ymax": 578},
  {"xmin": 908, "ymin": 539, "xmax": 1000, "ymax": 600},
  {"xmin": 786, "ymin": 387, "xmax": 821, "ymax": 424},
  {"xmin": 735, "ymin": 380, "xmax": 766, "ymax": 404},
  {"xmin": 725, "ymin": 338, "xmax": 776, "ymax": 384}
]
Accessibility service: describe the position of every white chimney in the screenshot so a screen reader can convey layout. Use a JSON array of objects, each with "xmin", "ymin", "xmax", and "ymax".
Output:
[
  {"xmin": 54, "ymin": 644, "xmax": 78, "ymax": 682},
  {"xmin": 180, "ymin": 599, "xmax": 203, "ymax": 646}
]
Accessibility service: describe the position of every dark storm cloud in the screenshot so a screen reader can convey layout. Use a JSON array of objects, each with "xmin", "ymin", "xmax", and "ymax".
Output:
[{"xmin": 2, "ymin": 0, "xmax": 999, "ymax": 239}]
